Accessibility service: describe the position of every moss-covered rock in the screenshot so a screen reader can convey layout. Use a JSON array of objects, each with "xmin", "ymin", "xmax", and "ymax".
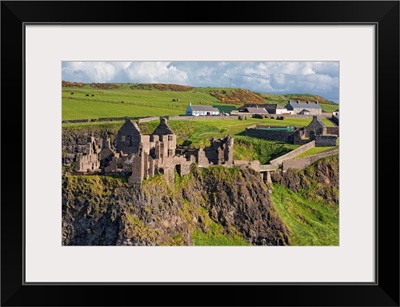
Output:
[
  {"xmin": 62, "ymin": 166, "xmax": 290, "ymax": 246},
  {"xmin": 271, "ymin": 155, "xmax": 339, "ymax": 206}
]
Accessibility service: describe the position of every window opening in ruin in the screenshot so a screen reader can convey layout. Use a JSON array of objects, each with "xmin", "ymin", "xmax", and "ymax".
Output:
[
  {"xmin": 168, "ymin": 149, "xmax": 173, "ymax": 157},
  {"xmin": 150, "ymin": 148, "xmax": 156, "ymax": 159}
]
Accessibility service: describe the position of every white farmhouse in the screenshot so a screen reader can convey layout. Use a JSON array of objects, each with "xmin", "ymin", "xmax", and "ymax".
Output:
[
  {"xmin": 185, "ymin": 103, "xmax": 220, "ymax": 116},
  {"xmin": 284, "ymin": 100, "xmax": 322, "ymax": 115},
  {"xmin": 264, "ymin": 104, "xmax": 288, "ymax": 115}
]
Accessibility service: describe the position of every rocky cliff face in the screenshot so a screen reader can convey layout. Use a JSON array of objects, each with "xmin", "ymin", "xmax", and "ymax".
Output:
[
  {"xmin": 271, "ymin": 155, "xmax": 339, "ymax": 206},
  {"xmin": 62, "ymin": 167, "xmax": 290, "ymax": 246}
]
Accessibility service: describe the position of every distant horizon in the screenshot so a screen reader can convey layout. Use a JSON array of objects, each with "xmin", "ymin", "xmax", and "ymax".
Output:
[{"xmin": 62, "ymin": 61, "xmax": 339, "ymax": 103}]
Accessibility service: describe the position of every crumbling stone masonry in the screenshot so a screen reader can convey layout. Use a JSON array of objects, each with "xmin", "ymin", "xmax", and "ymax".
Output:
[
  {"xmin": 73, "ymin": 118, "xmax": 240, "ymax": 184},
  {"xmin": 315, "ymin": 135, "xmax": 337, "ymax": 147},
  {"xmin": 76, "ymin": 136, "xmax": 101, "ymax": 173}
]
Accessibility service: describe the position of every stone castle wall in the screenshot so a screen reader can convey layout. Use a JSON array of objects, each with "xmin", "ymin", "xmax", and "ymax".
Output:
[
  {"xmin": 326, "ymin": 127, "xmax": 339, "ymax": 136},
  {"xmin": 233, "ymin": 160, "xmax": 261, "ymax": 173},
  {"xmin": 245, "ymin": 127, "xmax": 296, "ymax": 143},
  {"xmin": 282, "ymin": 149, "xmax": 339, "ymax": 170},
  {"xmin": 269, "ymin": 141, "xmax": 316, "ymax": 165},
  {"xmin": 315, "ymin": 135, "xmax": 337, "ymax": 147}
]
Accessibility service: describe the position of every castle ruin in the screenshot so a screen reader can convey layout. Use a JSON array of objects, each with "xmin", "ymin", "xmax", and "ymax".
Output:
[{"xmin": 75, "ymin": 118, "xmax": 235, "ymax": 184}]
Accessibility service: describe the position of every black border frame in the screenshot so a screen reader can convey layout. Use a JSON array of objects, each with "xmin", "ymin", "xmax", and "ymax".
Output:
[{"xmin": 1, "ymin": 1, "xmax": 399, "ymax": 306}]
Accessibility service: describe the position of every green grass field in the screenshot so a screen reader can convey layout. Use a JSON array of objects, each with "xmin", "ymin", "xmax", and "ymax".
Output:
[
  {"xmin": 62, "ymin": 84, "xmax": 339, "ymax": 120},
  {"xmin": 63, "ymin": 84, "xmax": 224, "ymax": 120},
  {"xmin": 234, "ymin": 136, "xmax": 298, "ymax": 164},
  {"xmin": 319, "ymin": 104, "xmax": 340, "ymax": 113},
  {"xmin": 270, "ymin": 184, "xmax": 339, "ymax": 246}
]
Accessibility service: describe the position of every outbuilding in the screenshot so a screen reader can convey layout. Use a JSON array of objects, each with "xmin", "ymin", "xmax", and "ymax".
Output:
[
  {"xmin": 185, "ymin": 103, "xmax": 220, "ymax": 116},
  {"xmin": 284, "ymin": 100, "xmax": 322, "ymax": 115}
]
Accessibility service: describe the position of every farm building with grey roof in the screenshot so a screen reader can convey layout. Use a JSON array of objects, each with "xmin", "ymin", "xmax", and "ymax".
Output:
[
  {"xmin": 244, "ymin": 107, "xmax": 269, "ymax": 114},
  {"xmin": 238, "ymin": 104, "xmax": 287, "ymax": 114},
  {"xmin": 285, "ymin": 100, "xmax": 322, "ymax": 115}
]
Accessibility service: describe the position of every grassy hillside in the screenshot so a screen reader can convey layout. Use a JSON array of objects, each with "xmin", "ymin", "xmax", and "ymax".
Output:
[
  {"xmin": 62, "ymin": 82, "xmax": 338, "ymax": 120},
  {"xmin": 270, "ymin": 184, "xmax": 339, "ymax": 245},
  {"xmin": 269, "ymin": 155, "xmax": 339, "ymax": 245},
  {"xmin": 234, "ymin": 137, "xmax": 298, "ymax": 164},
  {"xmin": 180, "ymin": 201, "xmax": 250, "ymax": 246},
  {"xmin": 62, "ymin": 83, "xmax": 223, "ymax": 120}
]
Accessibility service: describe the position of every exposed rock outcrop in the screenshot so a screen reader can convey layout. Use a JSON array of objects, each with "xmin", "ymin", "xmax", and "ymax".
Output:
[
  {"xmin": 271, "ymin": 155, "xmax": 339, "ymax": 205},
  {"xmin": 62, "ymin": 166, "xmax": 290, "ymax": 246}
]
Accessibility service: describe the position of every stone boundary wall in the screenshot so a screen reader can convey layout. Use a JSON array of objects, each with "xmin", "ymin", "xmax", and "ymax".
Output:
[
  {"xmin": 326, "ymin": 126, "xmax": 339, "ymax": 136},
  {"xmin": 138, "ymin": 116, "xmax": 160, "ymax": 123},
  {"xmin": 62, "ymin": 117, "xmax": 139, "ymax": 124},
  {"xmin": 63, "ymin": 115, "xmax": 240, "ymax": 124},
  {"xmin": 97, "ymin": 117, "xmax": 137, "ymax": 122},
  {"xmin": 62, "ymin": 119, "xmax": 91, "ymax": 124},
  {"xmin": 167, "ymin": 115, "xmax": 239, "ymax": 121},
  {"xmin": 270, "ymin": 141, "xmax": 316, "ymax": 165},
  {"xmin": 245, "ymin": 127, "xmax": 296, "ymax": 143},
  {"xmin": 62, "ymin": 113, "xmax": 333, "ymax": 124},
  {"xmin": 315, "ymin": 135, "xmax": 337, "ymax": 147},
  {"xmin": 233, "ymin": 113, "xmax": 326, "ymax": 119},
  {"xmin": 274, "ymin": 113, "xmax": 331, "ymax": 119},
  {"xmin": 280, "ymin": 114, "xmax": 323, "ymax": 119},
  {"xmin": 282, "ymin": 148, "xmax": 339, "ymax": 170}
]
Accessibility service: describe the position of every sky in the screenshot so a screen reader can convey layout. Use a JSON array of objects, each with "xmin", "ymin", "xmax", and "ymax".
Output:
[{"xmin": 62, "ymin": 61, "xmax": 339, "ymax": 103}]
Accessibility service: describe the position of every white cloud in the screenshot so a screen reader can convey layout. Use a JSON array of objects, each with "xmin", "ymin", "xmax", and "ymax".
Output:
[
  {"xmin": 125, "ymin": 62, "xmax": 188, "ymax": 84},
  {"xmin": 62, "ymin": 62, "xmax": 118, "ymax": 83},
  {"xmin": 62, "ymin": 61, "xmax": 339, "ymax": 101}
]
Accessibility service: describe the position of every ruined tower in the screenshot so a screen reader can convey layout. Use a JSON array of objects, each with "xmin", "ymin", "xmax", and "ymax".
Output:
[
  {"xmin": 76, "ymin": 136, "xmax": 101, "ymax": 173},
  {"xmin": 115, "ymin": 119, "xmax": 142, "ymax": 154}
]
